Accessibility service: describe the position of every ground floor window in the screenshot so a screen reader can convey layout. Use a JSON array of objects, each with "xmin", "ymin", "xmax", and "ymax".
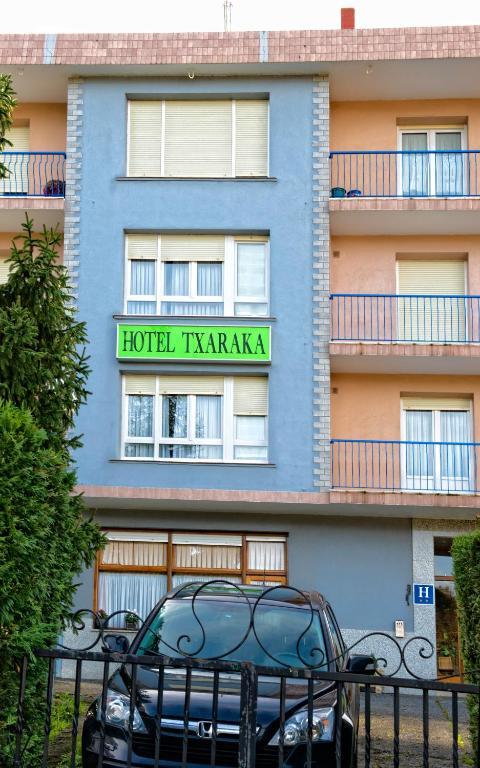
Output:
[{"xmin": 96, "ymin": 530, "xmax": 287, "ymax": 627}]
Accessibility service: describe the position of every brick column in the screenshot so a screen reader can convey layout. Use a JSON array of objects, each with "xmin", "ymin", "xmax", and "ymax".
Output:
[
  {"xmin": 312, "ymin": 75, "xmax": 331, "ymax": 489},
  {"xmin": 64, "ymin": 78, "xmax": 84, "ymax": 301}
]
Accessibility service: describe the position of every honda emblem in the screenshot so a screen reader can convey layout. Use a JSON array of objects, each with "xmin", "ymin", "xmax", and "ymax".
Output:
[{"xmin": 196, "ymin": 721, "xmax": 213, "ymax": 739}]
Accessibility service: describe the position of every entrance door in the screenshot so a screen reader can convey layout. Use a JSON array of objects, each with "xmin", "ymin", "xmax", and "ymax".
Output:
[{"xmin": 434, "ymin": 537, "xmax": 462, "ymax": 680}]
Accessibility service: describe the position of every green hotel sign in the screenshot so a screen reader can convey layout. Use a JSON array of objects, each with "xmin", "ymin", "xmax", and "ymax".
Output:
[{"xmin": 117, "ymin": 324, "xmax": 271, "ymax": 362}]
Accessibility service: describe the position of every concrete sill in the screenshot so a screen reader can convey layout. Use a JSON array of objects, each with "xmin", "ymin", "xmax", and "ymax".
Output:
[
  {"xmin": 109, "ymin": 458, "xmax": 275, "ymax": 467},
  {"xmin": 116, "ymin": 176, "xmax": 278, "ymax": 182},
  {"xmin": 113, "ymin": 314, "xmax": 277, "ymax": 322}
]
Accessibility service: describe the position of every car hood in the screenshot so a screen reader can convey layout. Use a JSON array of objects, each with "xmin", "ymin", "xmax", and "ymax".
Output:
[{"xmin": 112, "ymin": 665, "xmax": 335, "ymax": 731}]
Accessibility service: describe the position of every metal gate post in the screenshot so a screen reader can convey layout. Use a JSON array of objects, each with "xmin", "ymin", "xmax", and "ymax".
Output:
[{"xmin": 238, "ymin": 662, "xmax": 258, "ymax": 768}]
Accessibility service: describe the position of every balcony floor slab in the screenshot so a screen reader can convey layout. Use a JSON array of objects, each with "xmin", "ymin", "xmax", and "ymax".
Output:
[
  {"xmin": 330, "ymin": 197, "xmax": 480, "ymax": 235},
  {"xmin": 0, "ymin": 197, "xmax": 64, "ymax": 231},
  {"xmin": 330, "ymin": 342, "xmax": 480, "ymax": 374}
]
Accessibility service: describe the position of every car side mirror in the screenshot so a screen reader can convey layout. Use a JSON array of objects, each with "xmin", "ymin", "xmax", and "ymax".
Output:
[
  {"xmin": 102, "ymin": 634, "xmax": 130, "ymax": 653},
  {"xmin": 347, "ymin": 654, "xmax": 376, "ymax": 675}
]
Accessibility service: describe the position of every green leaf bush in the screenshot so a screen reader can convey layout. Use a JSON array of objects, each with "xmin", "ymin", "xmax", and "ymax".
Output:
[{"xmin": 452, "ymin": 527, "xmax": 480, "ymax": 759}]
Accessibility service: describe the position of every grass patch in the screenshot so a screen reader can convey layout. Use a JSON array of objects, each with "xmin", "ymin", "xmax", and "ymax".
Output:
[{"xmin": 48, "ymin": 692, "xmax": 88, "ymax": 767}]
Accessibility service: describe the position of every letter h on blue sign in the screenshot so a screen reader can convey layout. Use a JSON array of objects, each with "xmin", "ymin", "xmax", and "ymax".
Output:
[{"xmin": 413, "ymin": 584, "xmax": 435, "ymax": 605}]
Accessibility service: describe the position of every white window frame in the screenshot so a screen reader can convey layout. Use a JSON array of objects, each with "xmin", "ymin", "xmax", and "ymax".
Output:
[
  {"xmin": 400, "ymin": 401, "xmax": 473, "ymax": 492},
  {"xmin": 122, "ymin": 376, "xmax": 269, "ymax": 464},
  {"xmin": 397, "ymin": 126, "xmax": 467, "ymax": 197},
  {"xmin": 124, "ymin": 235, "xmax": 270, "ymax": 318},
  {"xmin": 127, "ymin": 99, "xmax": 269, "ymax": 179}
]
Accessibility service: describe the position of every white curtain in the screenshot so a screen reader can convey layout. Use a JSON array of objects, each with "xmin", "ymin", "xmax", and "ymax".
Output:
[
  {"xmin": 174, "ymin": 544, "xmax": 241, "ymax": 569},
  {"xmin": 162, "ymin": 301, "xmax": 223, "ymax": 316},
  {"xmin": 164, "ymin": 262, "xmax": 188, "ymax": 295},
  {"xmin": 128, "ymin": 260, "xmax": 156, "ymax": 314},
  {"xmin": 440, "ymin": 410, "xmax": 471, "ymax": 485},
  {"xmin": 402, "ymin": 133, "xmax": 428, "ymax": 196},
  {"xmin": 235, "ymin": 416, "xmax": 265, "ymax": 441},
  {"xmin": 98, "ymin": 573, "xmax": 167, "ymax": 628},
  {"xmin": 237, "ymin": 244, "xmax": 266, "ymax": 297},
  {"xmin": 196, "ymin": 396, "xmax": 222, "ymax": 439},
  {"xmin": 247, "ymin": 541, "xmax": 285, "ymax": 571},
  {"xmin": 197, "ymin": 262, "xmax": 223, "ymax": 296},
  {"xmin": 405, "ymin": 410, "xmax": 433, "ymax": 483},
  {"xmin": 235, "ymin": 302, "xmax": 268, "ymax": 317},
  {"xmin": 102, "ymin": 541, "xmax": 166, "ymax": 567},
  {"xmin": 435, "ymin": 132, "xmax": 462, "ymax": 196},
  {"xmin": 172, "ymin": 574, "xmax": 241, "ymax": 587}
]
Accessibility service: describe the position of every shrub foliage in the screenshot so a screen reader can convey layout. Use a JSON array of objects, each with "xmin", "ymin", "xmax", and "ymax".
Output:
[{"xmin": 452, "ymin": 527, "xmax": 480, "ymax": 758}]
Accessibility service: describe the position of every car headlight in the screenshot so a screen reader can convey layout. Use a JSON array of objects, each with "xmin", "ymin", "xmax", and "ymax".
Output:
[
  {"xmin": 102, "ymin": 690, "xmax": 147, "ymax": 733},
  {"xmin": 269, "ymin": 707, "xmax": 335, "ymax": 746}
]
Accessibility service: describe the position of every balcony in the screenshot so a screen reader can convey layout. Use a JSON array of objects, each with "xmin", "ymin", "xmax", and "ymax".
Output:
[
  {"xmin": 331, "ymin": 439, "xmax": 480, "ymax": 512},
  {"xmin": 329, "ymin": 151, "xmax": 480, "ymax": 235},
  {"xmin": 330, "ymin": 294, "xmax": 480, "ymax": 373},
  {"xmin": 0, "ymin": 152, "xmax": 66, "ymax": 230}
]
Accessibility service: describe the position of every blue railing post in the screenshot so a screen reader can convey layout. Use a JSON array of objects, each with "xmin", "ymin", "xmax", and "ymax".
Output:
[
  {"xmin": 0, "ymin": 152, "xmax": 66, "ymax": 197},
  {"xmin": 330, "ymin": 439, "xmax": 479, "ymax": 494},
  {"xmin": 330, "ymin": 294, "xmax": 479, "ymax": 344},
  {"xmin": 329, "ymin": 150, "xmax": 479, "ymax": 198}
]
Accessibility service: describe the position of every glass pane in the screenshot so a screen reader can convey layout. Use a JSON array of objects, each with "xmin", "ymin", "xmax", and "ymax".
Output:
[
  {"xmin": 162, "ymin": 395, "xmax": 188, "ymax": 438},
  {"xmin": 102, "ymin": 540, "xmax": 167, "ymax": 566},
  {"xmin": 164, "ymin": 262, "xmax": 188, "ymax": 296},
  {"xmin": 402, "ymin": 133, "xmax": 428, "ymax": 196},
  {"xmin": 405, "ymin": 410, "xmax": 433, "ymax": 479},
  {"xmin": 234, "ymin": 446, "xmax": 268, "ymax": 461},
  {"xmin": 196, "ymin": 396, "xmax": 222, "ymax": 439},
  {"xmin": 162, "ymin": 301, "xmax": 223, "ymax": 316},
  {"xmin": 174, "ymin": 544, "xmax": 241, "ymax": 569},
  {"xmin": 127, "ymin": 300, "xmax": 157, "ymax": 315},
  {"xmin": 172, "ymin": 573, "xmax": 242, "ymax": 587},
  {"xmin": 124, "ymin": 443, "xmax": 154, "ymax": 458},
  {"xmin": 131, "ymin": 260, "xmax": 156, "ymax": 295},
  {"xmin": 435, "ymin": 132, "xmax": 463, "ymax": 196},
  {"xmin": 197, "ymin": 262, "xmax": 223, "ymax": 296},
  {"xmin": 234, "ymin": 302, "xmax": 268, "ymax": 316},
  {"xmin": 440, "ymin": 410, "xmax": 471, "ymax": 484},
  {"xmin": 247, "ymin": 540, "xmax": 284, "ymax": 571},
  {"xmin": 237, "ymin": 243, "xmax": 266, "ymax": 298},
  {"xmin": 128, "ymin": 395, "xmax": 153, "ymax": 437},
  {"xmin": 98, "ymin": 572, "xmax": 167, "ymax": 627},
  {"xmin": 159, "ymin": 444, "xmax": 223, "ymax": 459},
  {"xmin": 235, "ymin": 415, "xmax": 266, "ymax": 441}
]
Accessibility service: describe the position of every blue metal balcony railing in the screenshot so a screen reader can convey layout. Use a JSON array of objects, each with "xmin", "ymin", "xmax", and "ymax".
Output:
[
  {"xmin": 330, "ymin": 294, "xmax": 480, "ymax": 343},
  {"xmin": 0, "ymin": 152, "xmax": 66, "ymax": 197},
  {"xmin": 331, "ymin": 439, "xmax": 480, "ymax": 494},
  {"xmin": 330, "ymin": 150, "xmax": 480, "ymax": 198}
]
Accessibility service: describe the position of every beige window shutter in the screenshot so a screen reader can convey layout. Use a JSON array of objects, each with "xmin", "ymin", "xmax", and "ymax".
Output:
[
  {"xmin": 402, "ymin": 396, "xmax": 472, "ymax": 411},
  {"xmin": 128, "ymin": 101, "xmax": 162, "ymax": 177},
  {"xmin": 234, "ymin": 377, "xmax": 268, "ymax": 415},
  {"xmin": 161, "ymin": 235, "xmax": 225, "ymax": 262},
  {"xmin": 0, "ymin": 255, "xmax": 10, "ymax": 285},
  {"xmin": 397, "ymin": 259, "xmax": 465, "ymax": 295},
  {"xmin": 164, "ymin": 101, "xmax": 232, "ymax": 177},
  {"xmin": 172, "ymin": 533, "xmax": 242, "ymax": 546},
  {"xmin": 158, "ymin": 376, "xmax": 224, "ymax": 395},
  {"xmin": 126, "ymin": 234, "xmax": 158, "ymax": 260},
  {"xmin": 124, "ymin": 376, "xmax": 156, "ymax": 395},
  {"xmin": 6, "ymin": 126, "xmax": 30, "ymax": 150},
  {"xmin": 235, "ymin": 100, "xmax": 268, "ymax": 177},
  {"xmin": 397, "ymin": 259, "xmax": 466, "ymax": 342}
]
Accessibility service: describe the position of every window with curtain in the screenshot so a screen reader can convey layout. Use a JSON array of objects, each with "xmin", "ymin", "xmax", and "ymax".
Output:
[
  {"xmin": 123, "ymin": 375, "xmax": 268, "ymax": 463},
  {"xmin": 127, "ymin": 99, "xmax": 269, "ymax": 178},
  {"xmin": 402, "ymin": 398, "xmax": 473, "ymax": 492},
  {"xmin": 125, "ymin": 234, "xmax": 269, "ymax": 317},
  {"xmin": 400, "ymin": 128, "xmax": 466, "ymax": 197},
  {"xmin": 97, "ymin": 531, "xmax": 288, "ymax": 620}
]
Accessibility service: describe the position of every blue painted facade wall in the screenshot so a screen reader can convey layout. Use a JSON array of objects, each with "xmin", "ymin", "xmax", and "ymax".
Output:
[{"xmin": 75, "ymin": 76, "xmax": 315, "ymax": 492}]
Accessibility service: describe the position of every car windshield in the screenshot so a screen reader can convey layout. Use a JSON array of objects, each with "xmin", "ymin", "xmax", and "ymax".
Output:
[{"xmin": 137, "ymin": 596, "xmax": 327, "ymax": 668}]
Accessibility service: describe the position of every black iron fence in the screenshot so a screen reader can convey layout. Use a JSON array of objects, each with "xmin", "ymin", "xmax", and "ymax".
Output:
[{"xmin": 8, "ymin": 585, "xmax": 480, "ymax": 768}]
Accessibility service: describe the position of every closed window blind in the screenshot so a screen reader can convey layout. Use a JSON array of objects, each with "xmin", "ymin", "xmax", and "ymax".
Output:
[
  {"xmin": 6, "ymin": 126, "xmax": 30, "ymax": 151},
  {"xmin": 0, "ymin": 254, "xmax": 9, "ymax": 285},
  {"xmin": 128, "ymin": 99, "xmax": 268, "ymax": 177},
  {"xmin": 128, "ymin": 101, "xmax": 162, "ymax": 177},
  {"xmin": 234, "ymin": 377, "xmax": 268, "ymax": 415},
  {"xmin": 161, "ymin": 235, "xmax": 225, "ymax": 262}
]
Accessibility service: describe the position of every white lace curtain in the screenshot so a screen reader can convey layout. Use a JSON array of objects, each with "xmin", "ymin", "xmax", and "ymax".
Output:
[{"xmin": 98, "ymin": 573, "xmax": 167, "ymax": 627}]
